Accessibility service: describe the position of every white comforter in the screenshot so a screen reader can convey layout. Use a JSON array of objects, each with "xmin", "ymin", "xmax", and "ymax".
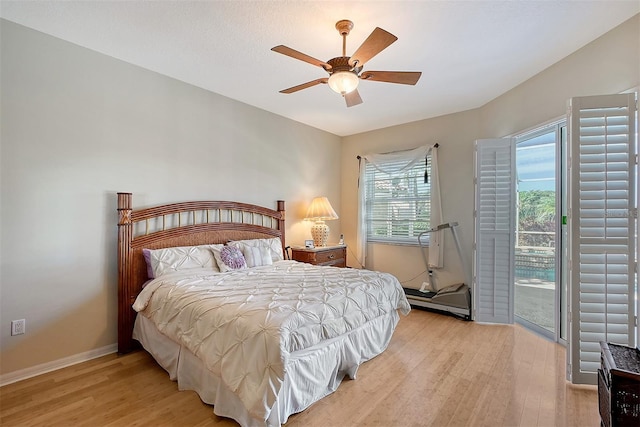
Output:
[{"xmin": 133, "ymin": 260, "xmax": 410, "ymax": 422}]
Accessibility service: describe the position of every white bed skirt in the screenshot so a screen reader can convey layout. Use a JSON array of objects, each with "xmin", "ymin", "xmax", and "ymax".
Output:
[{"xmin": 133, "ymin": 310, "xmax": 400, "ymax": 427}]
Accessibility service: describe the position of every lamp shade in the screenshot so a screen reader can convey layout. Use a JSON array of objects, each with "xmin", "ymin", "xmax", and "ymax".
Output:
[
  {"xmin": 305, "ymin": 197, "xmax": 339, "ymax": 221},
  {"xmin": 327, "ymin": 71, "xmax": 359, "ymax": 95}
]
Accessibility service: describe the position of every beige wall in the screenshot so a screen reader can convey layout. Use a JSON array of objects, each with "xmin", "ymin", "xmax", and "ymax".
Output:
[
  {"xmin": 340, "ymin": 109, "xmax": 480, "ymax": 290},
  {"xmin": 341, "ymin": 14, "xmax": 639, "ymax": 291},
  {"xmin": 0, "ymin": 20, "xmax": 341, "ymax": 377},
  {"xmin": 480, "ymin": 13, "xmax": 640, "ymax": 138}
]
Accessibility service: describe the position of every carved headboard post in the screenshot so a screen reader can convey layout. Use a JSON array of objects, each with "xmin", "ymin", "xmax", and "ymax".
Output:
[
  {"xmin": 277, "ymin": 200, "xmax": 286, "ymax": 254},
  {"xmin": 117, "ymin": 192, "xmax": 135, "ymax": 353}
]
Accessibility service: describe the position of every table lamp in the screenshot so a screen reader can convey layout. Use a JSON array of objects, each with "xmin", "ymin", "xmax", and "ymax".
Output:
[{"xmin": 305, "ymin": 196, "xmax": 339, "ymax": 247}]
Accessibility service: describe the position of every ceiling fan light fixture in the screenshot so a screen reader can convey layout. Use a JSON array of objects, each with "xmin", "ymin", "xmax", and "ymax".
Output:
[
  {"xmin": 272, "ymin": 20, "xmax": 418, "ymax": 107},
  {"xmin": 328, "ymin": 71, "xmax": 359, "ymax": 95}
]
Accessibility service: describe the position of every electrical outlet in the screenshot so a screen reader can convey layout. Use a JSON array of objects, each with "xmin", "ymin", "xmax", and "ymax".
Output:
[{"xmin": 11, "ymin": 319, "xmax": 25, "ymax": 336}]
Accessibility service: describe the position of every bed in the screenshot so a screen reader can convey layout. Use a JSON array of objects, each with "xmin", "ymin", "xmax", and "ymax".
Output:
[{"xmin": 117, "ymin": 193, "xmax": 410, "ymax": 427}]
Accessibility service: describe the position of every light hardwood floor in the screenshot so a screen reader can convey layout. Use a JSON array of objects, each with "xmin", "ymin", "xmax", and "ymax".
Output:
[{"xmin": 1, "ymin": 309, "xmax": 599, "ymax": 426}]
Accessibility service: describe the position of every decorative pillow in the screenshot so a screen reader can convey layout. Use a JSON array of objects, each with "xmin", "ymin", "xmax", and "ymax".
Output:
[
  {"xmin": 142, "ymin": 248, "xmax": 155, "ymax": 279},
  {"xmin": 241, "ymin": 245, "xmax": 273, "ymax": 268},
  {"xmin": 213, "ymin": 246, "xmax": 247, "ymax": 272},
  {"xmin": 228, "ymin": 237, "xmax": 284, "ymax": 263},
  {"xmin": 144, "ymin": 244, "xmax": 223, "ymax": 278}
]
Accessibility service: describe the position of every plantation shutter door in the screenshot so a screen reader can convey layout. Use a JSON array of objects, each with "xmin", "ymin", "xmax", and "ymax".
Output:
[
  {"xmin": 568, "ymin": 93, "xmax": 637, "ymax": 385},
  {"xmin": 473, "ymin": 138, "xmax": 516, "ymax": 324}
]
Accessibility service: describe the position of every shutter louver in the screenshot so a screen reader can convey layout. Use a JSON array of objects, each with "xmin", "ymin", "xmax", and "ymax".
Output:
[
  {"xmin": 474, "ymin": 139, "xmax": 516, "ymax": 324},
  {"xmin": 569, "ymin": 93, "xmax": 637, "ymax": 384}
]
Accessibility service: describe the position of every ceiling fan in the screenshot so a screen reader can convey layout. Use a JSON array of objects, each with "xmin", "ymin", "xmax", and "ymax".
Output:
[{"xmin": 271, "ymin": 20, "xmax": 422, "ymax": 107}]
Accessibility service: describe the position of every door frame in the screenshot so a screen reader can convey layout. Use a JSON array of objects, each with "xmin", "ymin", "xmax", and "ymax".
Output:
[{"xmin": 512, "ymin": 120, "xmax": 566, "ymax": 343}]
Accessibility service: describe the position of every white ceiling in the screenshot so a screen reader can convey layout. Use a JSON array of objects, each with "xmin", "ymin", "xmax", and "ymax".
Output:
[{"xmin": 1, "ymin": 1, "xmax": 638, "ymax": 136}]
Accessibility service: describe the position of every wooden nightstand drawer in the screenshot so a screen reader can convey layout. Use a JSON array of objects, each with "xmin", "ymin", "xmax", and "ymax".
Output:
[
  {"xmin": 291, "ymin": 245, "xmax": 346, "ymax": 267},
  {"xmin": 315, "ymin": 248, "xmax": 344, "ymax": 264}
]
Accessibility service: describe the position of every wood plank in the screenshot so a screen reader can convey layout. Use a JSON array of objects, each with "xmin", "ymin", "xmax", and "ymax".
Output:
[{"xmin": 0, "ymin": 310, "xmax": 598, "ymax": 426}]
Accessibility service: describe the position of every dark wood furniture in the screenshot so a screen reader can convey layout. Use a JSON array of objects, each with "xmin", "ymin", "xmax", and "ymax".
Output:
[
  {"xmin": 598, "ymin": 341, "xmax": 640, "ymax": 427},
  {"xmin": 291, "ymin": 245, "xmax": 346, "ymax": 267},
  {"xmin": 117, "ymin": 192, "xmax": 285, "ymax": 354}
]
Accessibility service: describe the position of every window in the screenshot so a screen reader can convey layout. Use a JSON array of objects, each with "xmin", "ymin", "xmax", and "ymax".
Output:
[{"xmin": 364, "ymin": 155, "xmax": 431, "ymax": 244}]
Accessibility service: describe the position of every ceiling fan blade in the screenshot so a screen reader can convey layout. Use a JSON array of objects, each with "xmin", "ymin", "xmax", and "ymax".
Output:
[
  {"xmin": 348, "ymin": 27, "xmax": 397, "ymax": 67},
  {"xmin": 271, "ymin": 45, "xmax": 331, "ymax": 70},
  {"xmin": 345, "ymin": 89, "xmax": 363, "ymax": 107},
  {"xmin": 360, "ymin": 71, "xmax": 422, "ymax": 85},
  {"xmin": 279, "ymin": 78, "xmax": 328, "ymax": 94}
]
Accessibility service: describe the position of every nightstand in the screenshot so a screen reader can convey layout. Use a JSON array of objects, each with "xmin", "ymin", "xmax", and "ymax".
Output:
[{"xmin": 291, "ymin": 245, "xmax": 346, "ymax": 267}]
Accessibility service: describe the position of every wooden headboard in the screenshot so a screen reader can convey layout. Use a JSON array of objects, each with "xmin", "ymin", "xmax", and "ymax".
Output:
[{"xmin": 117, "ymin": 193, "xmax": 285, "ymax": 353}]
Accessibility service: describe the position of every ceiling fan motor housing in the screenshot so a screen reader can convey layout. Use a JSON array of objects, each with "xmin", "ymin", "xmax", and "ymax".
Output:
[{"xmin": 327, "ymin": 56, "xmax": 362, "ymax": 75}]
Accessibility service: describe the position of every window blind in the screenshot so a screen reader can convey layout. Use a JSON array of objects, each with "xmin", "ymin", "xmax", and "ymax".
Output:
[{"xmin": 364, "ymin": 156, "xmax": 431, "ymax": 244}]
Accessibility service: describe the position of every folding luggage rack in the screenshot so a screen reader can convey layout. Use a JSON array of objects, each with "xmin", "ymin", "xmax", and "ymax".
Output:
[{"xmin": 403, "ymin": 222, "xmax": 472, "ymax": 320}]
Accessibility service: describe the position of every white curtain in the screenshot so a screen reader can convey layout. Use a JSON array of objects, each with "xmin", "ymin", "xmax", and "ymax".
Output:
[
  {"xmin": 429, "ymin": 147, "xmax": 444, "ymax": 268},
  {"xmin": 357, "ymin": 144, "xmax": 442, "ymax": 269}
]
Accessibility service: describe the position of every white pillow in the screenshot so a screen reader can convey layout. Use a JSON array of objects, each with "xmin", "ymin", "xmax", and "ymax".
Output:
[
  {"xmin": 242, "ymin": 245, "xmax": 273, "ymax": 268},
  {"xmin": 228, "ymin": 237, "xmax": 284, "ymax": 263},
  {"xmin": 145, "ymin": 244, "xmax": 223, "ymax": 277}
]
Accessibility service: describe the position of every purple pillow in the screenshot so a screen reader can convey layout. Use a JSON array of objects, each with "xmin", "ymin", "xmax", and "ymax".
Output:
[
  {"xmin": 142, "ymin": 248, "xmax": 154, "ymax": 279},
  {"xmin": 220, "ymin": 246, "xmax": 247, "ymax": 270}
]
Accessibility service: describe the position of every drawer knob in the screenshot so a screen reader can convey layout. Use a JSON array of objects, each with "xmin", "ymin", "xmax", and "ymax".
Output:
[{"xmin": 329, "ymin": 254, "xmax": 335, "ymax": 259}]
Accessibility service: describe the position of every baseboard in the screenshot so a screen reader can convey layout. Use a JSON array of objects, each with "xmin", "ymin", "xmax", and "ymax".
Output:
[{"xmin": 0, "ymin": 343, "xmax": 117, "ymax": 387}]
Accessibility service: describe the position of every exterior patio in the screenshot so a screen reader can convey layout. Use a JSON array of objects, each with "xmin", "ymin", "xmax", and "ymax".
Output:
[
  {"xmin": 515, "ymin": 276, "xmax": 554, "ymax": 332},
  {"xmin": 515, "ymin": 247, "xmax": 555, "ymax": 332}
]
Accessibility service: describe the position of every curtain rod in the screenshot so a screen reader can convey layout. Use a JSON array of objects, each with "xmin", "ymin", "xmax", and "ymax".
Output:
[{"xmin": 356, "ymin": 143, "xmax": 438, "ymax": 160}]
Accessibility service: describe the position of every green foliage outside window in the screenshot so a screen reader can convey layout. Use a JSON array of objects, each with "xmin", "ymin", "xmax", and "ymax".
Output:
[{"xmin": 518, "ymin": 190, "xmax": 555, "ymax": 248}]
